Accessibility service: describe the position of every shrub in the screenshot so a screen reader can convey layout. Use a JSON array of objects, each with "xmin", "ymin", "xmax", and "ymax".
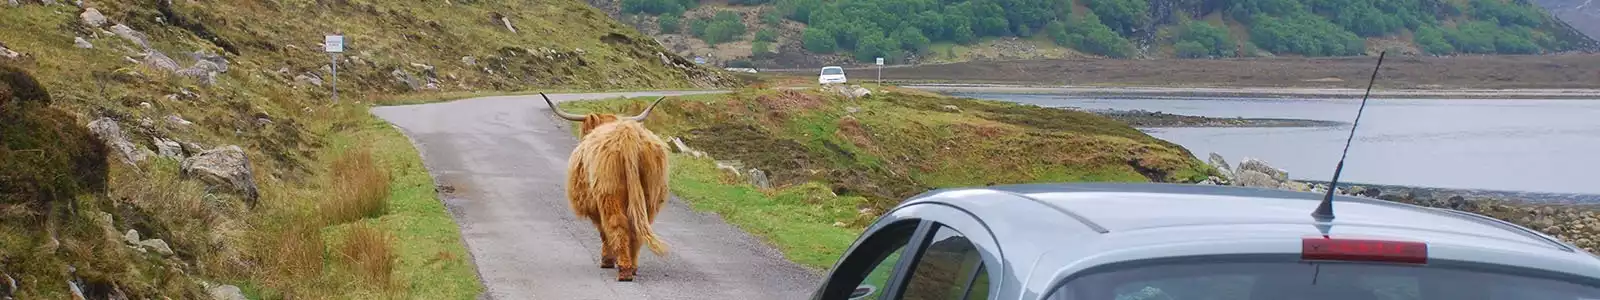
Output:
[
  {"xmin": 659, "ymin": 15, "xmax": 682, "ymax": 34},
  {"xmin": 337, "ymin": 222, "xmax": 397, "ymax": 289}
]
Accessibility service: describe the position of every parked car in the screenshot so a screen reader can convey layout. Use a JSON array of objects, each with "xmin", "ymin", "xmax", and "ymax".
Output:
[
  {"xmin": 808, "ymin": 182, "xmax": 1600, "ymax": 300},
  {"xmin": 819, "ymin": 66, "xmax": 847, "ymax": 85}
]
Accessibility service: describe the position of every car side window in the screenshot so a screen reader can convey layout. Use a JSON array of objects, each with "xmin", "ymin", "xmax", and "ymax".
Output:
[
  {"xmin": 901, "ymin": 225, "xmax": 989, "ymax": 300},
  {"xmin": 823, "ymin": 220, "xmax": 919, "ymax": 300}
]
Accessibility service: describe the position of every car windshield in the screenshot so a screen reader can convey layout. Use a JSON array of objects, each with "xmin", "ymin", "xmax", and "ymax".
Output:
[
  {"xmin": 822, "ymin": 67, "xmax": 844, "ymax": 75},
  {"xmin": 1047, "ymin": 261, "xmax": 1600, "ymax": 300}
]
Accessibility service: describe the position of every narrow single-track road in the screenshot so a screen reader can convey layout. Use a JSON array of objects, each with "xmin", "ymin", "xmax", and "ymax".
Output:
[{"xmin": 373, "ymin": 91, "xmax": 821, "ymax": 300}]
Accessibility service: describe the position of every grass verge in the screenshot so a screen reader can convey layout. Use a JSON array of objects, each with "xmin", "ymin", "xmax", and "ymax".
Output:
[{"xmin": 558, "ymin": 87, "xmax": 1214, "ymax": 270}]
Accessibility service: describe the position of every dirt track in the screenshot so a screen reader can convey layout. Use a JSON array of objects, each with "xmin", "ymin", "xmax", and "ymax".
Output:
[{"xmin": 769, "ymin": 54, "xmax": 1600, "ymax": 90}]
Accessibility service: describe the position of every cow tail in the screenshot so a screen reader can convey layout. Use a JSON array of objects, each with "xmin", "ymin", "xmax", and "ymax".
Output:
[{"xmin": 625, "ymin": 137, "xmax": 668, "ymax": 256}]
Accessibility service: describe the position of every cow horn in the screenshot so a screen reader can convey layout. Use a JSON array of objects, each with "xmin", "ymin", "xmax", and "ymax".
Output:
[
  {"xmin": 625, "ymin": 96, "xmax": 669, "ymax": 122},
  {"xmin": 542, "ymin": 92, "xmax": 586, "ymax": 121}
]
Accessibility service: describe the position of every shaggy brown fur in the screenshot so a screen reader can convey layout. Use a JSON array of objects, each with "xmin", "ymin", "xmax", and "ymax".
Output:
[{"xmin": 545, "ymin": 93, "xmax": 670, "ymax": 282}]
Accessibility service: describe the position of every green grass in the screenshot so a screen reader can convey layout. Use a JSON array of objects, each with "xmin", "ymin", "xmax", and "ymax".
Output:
[
  {"xmin": 668, "ymin": 154, "xmax": 865, "ymax": 269},
  {"xmin": 337, "ymin": 112, "xmax": 484, "ymax": 299},
  {"xmin": 557, "ymin": 86, "xmax": 1214, "ymax": 272}
]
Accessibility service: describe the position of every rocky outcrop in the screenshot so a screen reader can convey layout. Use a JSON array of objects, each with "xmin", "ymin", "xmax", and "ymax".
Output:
[
  {"xmin": 79, "ymin": 8, "xmax": 106, "ymax": 27},
  {"xmin": 180, "ymin": 145, "xmax": 259, "ymax": 205},
  {"xmin": 206, "ymin": 285, "xmax": 246, "ymax": 300},
  {"xmin": 87, "ymin": 118, "xmax": 150, "ymax": 165}
]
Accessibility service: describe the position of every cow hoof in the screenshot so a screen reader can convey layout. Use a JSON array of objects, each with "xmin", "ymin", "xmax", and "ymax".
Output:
[
  {"xmin": 617, "ymin": 267, "xmax": 637, "ymax": 282},
  {"xmin": 600, "ymin": 257, "xmax": 616, "ymax": 269}
]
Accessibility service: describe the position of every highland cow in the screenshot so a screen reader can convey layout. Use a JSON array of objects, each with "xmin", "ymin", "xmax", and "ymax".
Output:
[{"xmin": 545, "ymin": 93, "xmax": 671, "ymax": 282}]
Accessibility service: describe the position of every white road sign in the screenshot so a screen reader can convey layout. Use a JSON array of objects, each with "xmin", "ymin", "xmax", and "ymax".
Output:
[
  {"xmin": 876, "ymin": 57, "xmax": 884, "ymax": 65},
  {"xmin": 324, "ymin": 35, "xmax": 344, "ymax": 53}
]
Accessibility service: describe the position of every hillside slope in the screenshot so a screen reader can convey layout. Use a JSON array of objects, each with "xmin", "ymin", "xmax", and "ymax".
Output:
[
  {"xmin": 591, "ymin": 0, "xmax": 1599, "ymax": 67},
  {"xmin": 0, "ymin": 0, "xmax": 730, "ymax": 298}
]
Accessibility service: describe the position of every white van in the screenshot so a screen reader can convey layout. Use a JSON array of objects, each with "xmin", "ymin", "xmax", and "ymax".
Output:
[{"xmin": 818, "ymin": 66, "xmax": 847, "ymax": 84}]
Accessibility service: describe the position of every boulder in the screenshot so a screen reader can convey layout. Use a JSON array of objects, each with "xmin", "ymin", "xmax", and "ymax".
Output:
[
  {"xmin": 87, "ymin": 118, "xmax": 151, "ymax": 165},
  {"xmin": 1237, "ymin": 157, "xmax": 1288, "ymax": 182},
  {"xmin": 1361, "ymin": 187, "xmax": 1381, "ymax": 198},
  {"xmin": 123, "ymin": 229, "xmax": 139, "ymax": 245},
  {"xmin": 940, "ymin": 105, "xmax": 961, "ymax": 112},
  {"xmin": 207, "ymin": 285, "xmax": 246, "ymax": 300},
  {"xmin": 747, "ymin": 168, "xmax": 771, "ymax": 189},
  {"xmin": 461, "ymin": 56, "xmax": 476, "ymax": 66},
  {"xmin": 1207, "ymin": 153, "xmax": 1233, "ymax": 179},
  {"xmin": 153, "ymin": 137, "xmax": 183, "ymax": 159},
  {"xmin": 109, "ymin": 24, "xmax": 151, "ymax": 49},
  {"xmin": 137, "ymin": 239, "xmax": 173, "ymax": 256},
  {"xmin": 1279, "ymin": 181, "xmax": 1312, "ymax": 192},
  {"xmin": 73, "ymin": 37, "xmax": 92, "ymax": 49},
  {"xmin": 848, "ymin": 85, "xmax": 872, "ymax": 98},
  {"xmin": 1233, "ymin": 169, "xmax": 1280, "ymax": 189},
  {"xmin": 141, "ymin": 50, "xmax": 181, "ymax": 72},
  {"xmin": 180, "ymin": 145, "xmax": 260, "ymax": 204},
  {"xmin": 714, "ymin": 160, "xmax": 743, "ymax": 177},
  {"xmin": 79, "ymin": 8, "xmax": 106, "ymax": 27},
  {"xmin": 0, "ymin": 43, "xmax": 19, "ymax": 59}
]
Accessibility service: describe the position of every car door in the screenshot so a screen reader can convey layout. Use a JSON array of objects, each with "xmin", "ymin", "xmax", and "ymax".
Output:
[{"xmin": 812, "ymin": 203, "xmax": 1000, "ymax": 300}]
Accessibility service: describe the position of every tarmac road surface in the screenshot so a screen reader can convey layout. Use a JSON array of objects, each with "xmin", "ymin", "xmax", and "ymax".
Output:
[{"xmin": 372, "ymin": 91, "xmax": 822, "ymax": 300}]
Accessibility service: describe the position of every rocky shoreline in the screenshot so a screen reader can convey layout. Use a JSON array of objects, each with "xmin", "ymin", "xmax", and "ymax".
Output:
[
  {"xmin": 1080, "ymin": 108, "xmax": 1345, "ymax": 128},
  {"xmin": 1199, "ymin": 153, "xmax": 1600, "ymax": 252}
]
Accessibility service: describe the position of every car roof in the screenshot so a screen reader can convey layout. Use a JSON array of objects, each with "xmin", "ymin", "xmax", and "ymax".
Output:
[
  {"xmin": 821, "ymin": 66, "xmax": 842, "ymax": 69},
  {"xmin": 893, "ymin": 182, "xmax": 1600, "ymax": 298}
]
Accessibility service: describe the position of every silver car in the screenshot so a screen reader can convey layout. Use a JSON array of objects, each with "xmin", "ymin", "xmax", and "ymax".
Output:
[{"xmin": 808, "ymin": 182, "xmax": 1600, "ymax": 300}]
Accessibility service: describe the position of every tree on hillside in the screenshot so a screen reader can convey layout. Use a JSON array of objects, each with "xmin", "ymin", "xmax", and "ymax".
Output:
[
  {"xmin": 1414, "ymin": 25, "xmax": 1454, "ymax": 55},
  {"xmin": 1086, "ymin": 0, "xmax": 1150, "ymax": 35},
  {"xmin": 1177, "ymin": 21, "xmax": 1232, "ymax": 57},
  {"xmin": 756, "ymin": 28, "xmax": 779, "ymax": 42},
  {"xmin": 894, "ymin": 26, "xmax": 932, "ymax": 53},
  {"xmin": 659, "ymin": 15, "xmax": 682, "ymax": 34},
  {"xmin": 803, "ymin": 27, "xmax": 838, "ymax": 52}
]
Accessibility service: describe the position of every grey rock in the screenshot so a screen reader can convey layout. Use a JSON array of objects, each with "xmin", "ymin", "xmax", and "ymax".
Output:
[
  {"xmin": 0, "ymin": 44, "xmax": 19, "ymax": 59},
  {"xmin": 123, "ymin": 229, "xmax": 139, "ymax": 245},
  {"xmin": 294, "ymin": 73, "xmax": 324, "ymax": 87},
  {"xmin": 154, "ymin": 137, "xmax": 184, "ymax": 158},
  {"xmin": 846, "ymin": 106, "xmax": 860, "ymax": 113},
  {"xmin": 142, "ymin": 50, "xmax": 181, "ymax": 72},
  {"xmin": 68, "ymin": 280, "xmax": 84, "ymax": 300},
  {"xmin": 714, "ymin": 160, "xmax": 744, "ymax": 177},
  {"xmin": 1233, "ymin": 169, "xmax": 1280, "ymax": 189},
  {"xmin": 390, "ymin": 69, "xmax": 421, "ymax": 91},
  {"xmin": 1237, "ymin": 157, "xmax": 1288, "ymax": 182},
  {"xmin": 500, "ymin": 16, "xmax": 517, "ymax": 33},
  {"xmin": 940, "ymin": 105, "xmax": 961, "ymax": 112},
  {"xmin": 461, "ymin": 56, "xmax": 476, "ymax": 66},
  {"xmin": 1207, "ymin": 153, "xmax": 1233, "ymax": 179},
  {"xmin": 747, "ymin": 168, "xmax": 770, "ymax": 189},
  {"xmin": 849, "ymin": 86, "xmax": 872, "ymax": 98},
  {"xmin": 181, "ymin": 145, "xmax": 260, "ymax": 203},
  {"xmin": 138, "ymin": 239, "xmax": 173, "ymax": 256},
  {"xmin": 88, "ymin": 118, "xmax": 152, "ymax": 165},
  {"xmin": 1362, "ymin": 187, "xmax": 1381, "ymax": 198},
  {"xmin": 189, "ymin": 51, "xmax": 228, "ymax": 73},
  {"xmin": 73, "ymin": 37, "xmax": 92, "ymax": 48},
  {"xmin": 166, "ymin": 114, "xmax": 193, "ymax": 126},
  {"xmin": 80, "ymin": 8, "xmax": 106, "ymax": 27},
  {"xmin": 7, "ymin": 0, "xmax": 17, "ymax": 7},
  {"xmin": 110, "ymin": 24, "xmax": 151, "ymax": 49},
  {"xmin": 207, "ymin": 285, "xmax": 246, "ymax": 300},
  {"xmin": 2, "ymin": 272, "xmax": 14, "ymax": 299}
]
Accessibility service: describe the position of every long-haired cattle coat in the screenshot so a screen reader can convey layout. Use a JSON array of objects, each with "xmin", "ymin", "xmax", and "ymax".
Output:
[{"xmin": 546, "ymin": 93, "xmax": 670, "ymax": 282}]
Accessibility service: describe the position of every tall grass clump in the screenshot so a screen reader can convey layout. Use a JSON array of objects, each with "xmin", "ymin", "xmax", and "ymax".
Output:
[
  {"xmin": 337, "ymin": 222, "xmax": 397, "ymax": 289},
  {"xmin": 320, "ymin": 147, "xmax": 391, "ymax": 225}
]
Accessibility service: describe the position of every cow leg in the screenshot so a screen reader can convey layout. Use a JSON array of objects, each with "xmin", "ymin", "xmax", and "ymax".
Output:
[
  {"xmin": 592, "ymin": 218, "xmax": 615, "ymax": 269},
  {"xmin": 601, "ymin": 194, "xmax": 638, "ymax": 281}
]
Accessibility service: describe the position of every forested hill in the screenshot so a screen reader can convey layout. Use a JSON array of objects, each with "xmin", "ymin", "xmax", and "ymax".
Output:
[{"xmin": 598, "ymin": 0, "xmax": 1600, "ymax": 67}]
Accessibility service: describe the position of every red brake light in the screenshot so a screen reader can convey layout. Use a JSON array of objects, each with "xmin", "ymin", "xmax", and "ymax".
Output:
[{"xmin": 1302, "ymin": 237, "xmax": 1428, "ymax": 264}]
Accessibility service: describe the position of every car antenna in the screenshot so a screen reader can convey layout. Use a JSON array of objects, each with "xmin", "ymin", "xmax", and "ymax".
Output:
[{"xmin": 1313, "ymin": 50, "xmax": 1387, "ymax": 222}]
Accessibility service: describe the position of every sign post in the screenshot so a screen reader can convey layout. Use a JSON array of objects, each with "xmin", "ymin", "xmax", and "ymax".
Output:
[
  {"xmin": 875, "ymin": 57, "xmax": 884, "ymax": 84},
  {"xmin": 324, "ymin": 34, "xmax": 344, "ymax": 103}
]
